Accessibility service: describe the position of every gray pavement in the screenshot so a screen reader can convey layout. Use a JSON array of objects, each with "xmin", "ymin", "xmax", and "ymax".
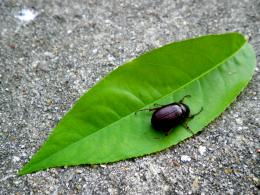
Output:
[{"xmin": 0, "ymin": 0, "xmax": 259, "ymax": 194}]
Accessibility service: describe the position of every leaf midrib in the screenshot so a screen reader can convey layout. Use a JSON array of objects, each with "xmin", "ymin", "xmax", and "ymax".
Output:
[{"xmin": 24, "ymin": 39, "xmax": 247, "ymax": 172}]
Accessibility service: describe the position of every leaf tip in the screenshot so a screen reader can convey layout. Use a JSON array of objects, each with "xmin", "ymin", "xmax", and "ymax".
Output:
[
  {"xmin": 18, "ymin": 163, "xmax": 35, "ymax": 176},
  {"xmin": 18, "ymin": 168, "xmax": 27, "ymax": 176},
  {"xmin": 18, "ymin": 165, "xmax": 31, "ymax": 176}
]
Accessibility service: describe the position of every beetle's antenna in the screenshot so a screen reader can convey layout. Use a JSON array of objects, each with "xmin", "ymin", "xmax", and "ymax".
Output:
[
  {"xmin": 179, "ymin": 95, "xmax": 191, "ymax": 103},
  {"xmin": 182, "ymin": 123, "xmax": 195, "ymax": 135}
]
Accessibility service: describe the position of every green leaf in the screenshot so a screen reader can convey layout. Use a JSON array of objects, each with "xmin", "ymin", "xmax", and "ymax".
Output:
[{"xmin": 19, "ymin": 33, "xmax": 256, "ymax": 175}]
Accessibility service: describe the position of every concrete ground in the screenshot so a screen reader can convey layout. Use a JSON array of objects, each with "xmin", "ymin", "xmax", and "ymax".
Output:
[{"xmin": 0, "ymin": 0, "xmax": 259, "ymax": 194}]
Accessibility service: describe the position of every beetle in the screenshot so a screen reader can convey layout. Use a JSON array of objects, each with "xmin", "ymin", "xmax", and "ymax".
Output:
[{"xmin": 139, "ymin": 95, "xmax": 203, "ymax": 135}]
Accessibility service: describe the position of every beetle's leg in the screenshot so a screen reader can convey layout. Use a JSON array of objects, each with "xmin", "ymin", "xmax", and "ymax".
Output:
[
  {"xmin": 182, "ymin": 123, "xmax": 194, "ymax": 135},
  {"xmin": 179, "ymin": 95, "xmax": 191, "ymax": 103},
  {"xmin": 181, "ymin": 107, "xmax": 203, "ymax": 133},
  {"xmin": 165, "ymin": 129, "xmax": 172, "ymax": 136},
  {"xmin": 188, "ymin": 107, "xmax": 203, "ymax": 119}
]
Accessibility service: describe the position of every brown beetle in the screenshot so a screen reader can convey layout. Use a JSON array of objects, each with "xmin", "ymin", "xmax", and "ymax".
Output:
[{"xmin": 140, "ymin": 95, "xmax": 202, "ymax": 135}]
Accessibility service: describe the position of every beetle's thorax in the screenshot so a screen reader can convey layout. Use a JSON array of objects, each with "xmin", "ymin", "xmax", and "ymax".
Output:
[{"xmin": 178, "ymin": 103, "xmax": 190, "ymax": 118}]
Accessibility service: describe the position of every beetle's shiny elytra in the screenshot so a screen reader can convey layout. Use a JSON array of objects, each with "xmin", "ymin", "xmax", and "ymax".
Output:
[
  {"xmin": 151, "ymin": 102, "xmax": 190, "ymax": 132},
  {"xmin": 137, "ymin": 95, "xmax": 202, "ymax": 134}
]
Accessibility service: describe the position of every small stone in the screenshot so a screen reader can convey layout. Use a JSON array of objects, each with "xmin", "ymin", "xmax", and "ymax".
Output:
[
  {"xmin": 198, "ymin": 146, "xmax": 207, "ymax": 155},
  {"xmin": 235, "ymin": 118, "xmax": 243, "ymax": 125},
  {"xmin": 172, "ymin": 160, "xmax": 180, "ymax": 167},
  {"xmin": 252, "ymin": 176, "xmax": 259, "ymax": 184},
  {"xmin": 92, "ymin": 49, "xmax": 98, "ymax": 54},
  {"xmin": 13, "ymin": 180, "xmax": 21, "ymax": 185},
  {"xmin": 192, "ymin": 177, "xmax": 200, "ymax": 191},
  {"xmin": 75, "ymin": 169, "xmax": 83, "ymax": 174},
  {"xmin": 108, "ymin": 55, "xmax": 115, "ymax": 61},
  {"xmin": 46, "ymin": 99, "xmax": 53, "ymax": 105},
  {"xmin": 224, "ymin": 169, "xmax": 234, "ymax": 174},
  {"xmin": 13, "ymin": 156, "xmax": 20, "ymax": 162},
  {"xmin": 181, "ymin": 155, "xmax": 191, "ymax": 162},
  {"xmin": 15, "ymin": 9, "xmax": 39, "ymax": 22},
  {"xmin": 44, "ymin": 51, "xmax": 54, "ymax": 58},
  {"xmin": 31, "ymin": 60, "xmax": 39, "ymax": 68}
]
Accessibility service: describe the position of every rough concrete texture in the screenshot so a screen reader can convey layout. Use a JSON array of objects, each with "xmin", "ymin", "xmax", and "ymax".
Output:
[{"xmin": 0, "ymin": 0, "xmax": 259, "ymax": 194}]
